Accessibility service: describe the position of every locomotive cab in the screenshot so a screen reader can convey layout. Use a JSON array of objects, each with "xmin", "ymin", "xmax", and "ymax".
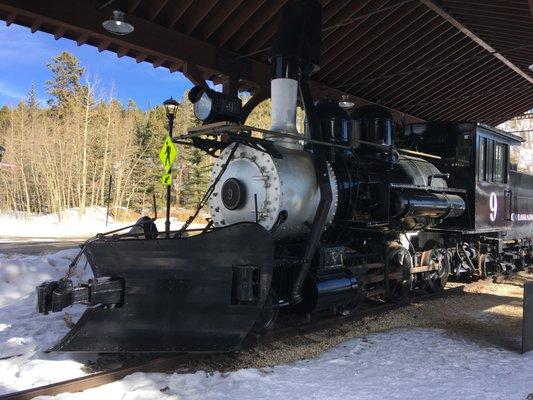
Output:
[{"xmin": 403, "ymin": 122, "xmax": 524, "ymax": 233}]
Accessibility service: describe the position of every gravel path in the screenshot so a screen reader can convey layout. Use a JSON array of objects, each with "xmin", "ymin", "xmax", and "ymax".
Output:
[{"xmin": 165, "ymin": 272, "xmax": 531, "ymax": 374}]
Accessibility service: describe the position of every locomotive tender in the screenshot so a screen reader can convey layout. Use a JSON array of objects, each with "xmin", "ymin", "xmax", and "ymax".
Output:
[{"xmin": 35, "ymin": 0, "xmax": 532, "ymax": 353}]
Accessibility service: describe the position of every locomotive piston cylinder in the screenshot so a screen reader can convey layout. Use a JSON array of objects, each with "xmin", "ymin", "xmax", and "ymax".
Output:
[
  {"xmin": 391, "ymin": 190, "xmax": 465, "ymax": 220},
  {"xmin": 298, "ymin": 271, "xmax": 360, "ymax": 314}
]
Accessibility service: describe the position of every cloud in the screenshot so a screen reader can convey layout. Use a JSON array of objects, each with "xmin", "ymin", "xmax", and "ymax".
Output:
[
  {"xmin": 0, "ymin": 25, "xmax": 55, "ymax": 68},
  {"xmin": 0, "ymin": 81, "xmax": 25, "ymax": 100}
]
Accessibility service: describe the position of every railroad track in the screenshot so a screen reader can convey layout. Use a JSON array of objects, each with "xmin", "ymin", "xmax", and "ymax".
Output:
[{"xmin": 0, "ymin": 281, "xmax": 485, "ymax": 400}]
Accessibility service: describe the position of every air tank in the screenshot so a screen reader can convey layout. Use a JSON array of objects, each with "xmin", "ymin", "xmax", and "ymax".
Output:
[{"xmin": 351, "ymin": 105, "xmax": 393, "ymax": 147}]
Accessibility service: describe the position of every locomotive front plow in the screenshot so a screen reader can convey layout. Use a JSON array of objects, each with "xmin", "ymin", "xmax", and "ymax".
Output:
[{"xmin": 36, "ymin": 223, "xmax": 274, "ymax": 353}]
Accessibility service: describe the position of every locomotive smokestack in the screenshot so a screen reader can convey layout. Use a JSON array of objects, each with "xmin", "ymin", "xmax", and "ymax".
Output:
[
  {"xmin": 267, "ymin": 0, "xmax": 322, "ymax": 149},
  {"xmin": 269, "ymin": 77, "xmax": 299, "ymax": 148}
]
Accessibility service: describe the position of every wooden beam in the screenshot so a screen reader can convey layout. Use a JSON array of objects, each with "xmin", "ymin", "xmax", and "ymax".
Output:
[
  {"xmin": 30, "ymin": 18, "xmax": 41, "ymax": 32},
  {"xmin": 222, "ymin": 73, "xmax": 238, "ymax": 97},
  {"xmin": 183, "ymin": 62, "xmax": 207, "ymax": 88},
  {"xmin": 167, "ymin": 0, "xmax": 194, "ymax": 28},
  {"xmin": 76, "ymin": 33, "xmax": 89, "ymax": 46},
  {"xmin": 309, "ymin": 81, "xmax": 424, "ymax": 123},
  {"xmin": 241, "ymin": 88, "xmax": 268, "ymax": 123},
  {"xmin": 135, "ymin": 52, "xmax": 147, "ymax": 63},
  {"xmin": 98, "ymin": 39, "xmax": 110, "ymax": 52},
  {"xmin": 0, "ymin": 0, "xmax": 270, "ymax": 90},
  {"xmin": 169, "ymin": 62, "xmax": 183, "ymax": 73},
  {"xmin": 127, "ymin": 0, "xmax": 141, "ymax": 14},
  {"xmin": 5, "ymin": 11, "xmax": 14, "ymax": 25},
  {"xmin": 53, "ymin": 26, "xmax": 66, "ymax": 39},
  {"xmin": 116, "ymin": 47, "xmax": 128, "ymax": 58},
  {"xmin": 148, "ymin": 0, "xmax": 168, "ymax": 21},
  {"xmin": 152, "ymin": 58, "xmax": 164, "ymax": 68},
  {"xmin": 419, "ymin": 0, "xmax": 533, "ymax": 84}
]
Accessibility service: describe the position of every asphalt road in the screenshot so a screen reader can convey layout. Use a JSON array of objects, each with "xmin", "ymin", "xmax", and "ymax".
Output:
[{"xmin": 0, "ymin": 240, "xmax": 82, "ymax": 255}]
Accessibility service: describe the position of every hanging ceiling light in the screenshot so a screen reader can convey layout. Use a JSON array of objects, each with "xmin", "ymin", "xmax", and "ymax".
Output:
[
  {"xmin": 103, "ymin": 10, "xmax": 134, "ymax": 35},
  {"xmin": 338, "ymin": 95, "xmax": 355, "ymax": 109}
]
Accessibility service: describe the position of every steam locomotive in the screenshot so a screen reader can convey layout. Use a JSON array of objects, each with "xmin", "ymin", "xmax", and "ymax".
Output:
[{"xmin": 35, "ymin": 0, "xmax": 532, "ymax": 353}]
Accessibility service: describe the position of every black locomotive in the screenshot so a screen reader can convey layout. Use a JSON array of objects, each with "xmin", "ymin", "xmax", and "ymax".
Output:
[{"xmin": 35, "ymin": 0, "xmax": 532, "ymax": 353}]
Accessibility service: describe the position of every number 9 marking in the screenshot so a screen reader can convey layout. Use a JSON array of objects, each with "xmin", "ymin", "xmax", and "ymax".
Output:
[{"xmin": 489, "ymin": 192, "xmax": 497, "ymax": 222}]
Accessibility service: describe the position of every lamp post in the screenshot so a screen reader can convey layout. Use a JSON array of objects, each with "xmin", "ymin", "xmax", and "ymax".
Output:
[{"xmin": 163, "ymin": 97, "xmax": 179, "ymax": 237}]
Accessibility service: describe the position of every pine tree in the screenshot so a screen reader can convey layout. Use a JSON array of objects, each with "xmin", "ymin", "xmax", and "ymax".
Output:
[
  {"xmin": 27, "ymin": 83, "xmax": 39, "ymax": 111},
  {"xmin": 46, "ymin": 51, "xmax": 84, "ymax": 113}
]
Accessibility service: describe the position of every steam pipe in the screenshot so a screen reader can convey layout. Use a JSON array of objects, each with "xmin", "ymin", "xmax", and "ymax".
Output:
[{"xmin": 291, "ymin": 77, "xmax": 333, "ymax": 304}]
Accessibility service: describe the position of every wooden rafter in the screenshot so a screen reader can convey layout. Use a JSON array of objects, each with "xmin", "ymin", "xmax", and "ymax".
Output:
[
  {"xmin": 419, "ymin": 0, "xmax": 533, "ymax": 85},
  {"xmin": 148, "ymin": 0, "xmax": 168, "ymax": 21}
]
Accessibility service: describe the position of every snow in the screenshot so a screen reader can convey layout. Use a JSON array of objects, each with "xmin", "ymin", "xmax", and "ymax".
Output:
[
  {"xmin": 20, "ymin": 329, "xmax": 533, "ymax": 400},
  {"xmin": 0, "ymin": 246, "xmax": 532, "ymax": 398},
  {"xmin": 0, "ymin": 207, "xmax": 205, "ymax": 239},
  {"xmin": 0, "ymin": 249, "xmax": 90, "ymax": 395}
]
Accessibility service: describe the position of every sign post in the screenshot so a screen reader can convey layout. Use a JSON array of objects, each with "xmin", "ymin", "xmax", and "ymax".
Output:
[
  {"xmin": 523, "ymin": 281, "xmax": 533, "ymax": 353},
  {"xmin": 159, "ymin": 136, "xmax": 177, "ymax": 238},
  {"xmin": 161, "ymin": 97, "xmax": 180, "ymax": 238}
]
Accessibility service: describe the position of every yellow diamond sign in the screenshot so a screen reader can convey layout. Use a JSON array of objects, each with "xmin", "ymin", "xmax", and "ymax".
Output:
[
  {"xmin": 161, "ymin": 173, "xmax": 173, "ymax": 186},
  {"xmin": 159, "ymin": 137, "xmax": 177, "ymax": 173}
]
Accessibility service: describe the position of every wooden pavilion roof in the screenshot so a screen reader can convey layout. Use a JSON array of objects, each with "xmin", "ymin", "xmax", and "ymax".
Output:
[{"xmin": 0, "ymin": 0, "xmax": 531, "ymax": 125}]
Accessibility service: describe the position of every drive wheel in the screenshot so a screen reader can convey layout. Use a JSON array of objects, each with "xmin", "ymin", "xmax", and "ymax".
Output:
[
  {"xmin": 385, "ymin": 245, "xmax": 412, "ymax": 303},
  {"xmin": 422, "ymin": 248, "xmax": 450, "ymax": 293}
]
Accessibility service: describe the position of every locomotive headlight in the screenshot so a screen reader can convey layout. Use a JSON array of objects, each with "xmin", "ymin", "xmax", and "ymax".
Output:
[
  {"xmin": 188, "ymin": 86, "xmax": 243, "ymax": 123},
  {"xmin": 194, "ymin": 92, "xmax": 212, "ymax": 121}
]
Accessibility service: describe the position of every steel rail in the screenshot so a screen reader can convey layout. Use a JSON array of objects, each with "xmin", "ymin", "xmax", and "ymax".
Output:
[{"xmin": 0, "ymin": 356, "xmax": 188, "ymax": 400}]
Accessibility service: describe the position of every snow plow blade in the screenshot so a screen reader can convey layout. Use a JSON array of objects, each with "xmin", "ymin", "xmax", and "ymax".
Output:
[{"xmin": 50, "ymin": 223, "xmax": 274, "ymax": 353}]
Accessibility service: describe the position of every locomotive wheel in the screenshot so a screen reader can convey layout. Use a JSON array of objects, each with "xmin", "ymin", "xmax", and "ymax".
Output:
[
  {"xmin": 385, "ymin": 245, "xmax": 412, "ymax": 303},
  {"xmin": 421, "ymin": 248, "xmax": 450, "ymax": 293},
  {"xmin": 478, "ymin": 253, "xmax": 499, "ymax": 279},
  {"xmin": 251, "ymin": 290, "xmax": 279, "ymax": 335}
]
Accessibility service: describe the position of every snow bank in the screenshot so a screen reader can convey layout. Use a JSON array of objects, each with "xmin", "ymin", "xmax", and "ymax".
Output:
[{"xmin": 0, "ymin": 207, "xmax": 205, "ymax": 239}]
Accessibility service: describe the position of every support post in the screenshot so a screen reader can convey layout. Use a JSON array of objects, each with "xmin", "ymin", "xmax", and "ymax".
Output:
[{"xmin": 523, "ymin": 281, "xmax": 533, "ymax": 353}]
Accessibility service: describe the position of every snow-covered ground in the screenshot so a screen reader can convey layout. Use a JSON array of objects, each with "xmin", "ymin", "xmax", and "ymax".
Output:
[
  {"xmin": 0, "ymin": 207, "xmax": 204, "ymax": 239},
  {"xmin": 1, "ymin": 249, "xmax": 532, "ymax": 398},
  {"xmin": 47, "ymin": 329, "xmax": 533, "ymax": 400},
  {"xmin": 0, "ymin": 249, "xmax": 90, "ymax": 394}
]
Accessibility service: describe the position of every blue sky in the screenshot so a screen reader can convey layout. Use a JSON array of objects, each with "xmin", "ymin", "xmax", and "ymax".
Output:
[{"xmin": 0, "ymin": 23, "xmax": 193, "ymax": 109}]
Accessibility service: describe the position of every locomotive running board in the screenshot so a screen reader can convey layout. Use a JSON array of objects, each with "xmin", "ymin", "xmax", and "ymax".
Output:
[{"xmin": 51, "ymin": 223, "xmax": 274, "ymax": 353}]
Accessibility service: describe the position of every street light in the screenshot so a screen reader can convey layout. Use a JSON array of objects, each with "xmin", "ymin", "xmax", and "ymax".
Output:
[
  {"xmin": 163, "ymin": 97, "xmax": 180, "ymax": 237},
  {"xmin": 164, "ymin": 97, "xmax": 180, "ymax": 122}
]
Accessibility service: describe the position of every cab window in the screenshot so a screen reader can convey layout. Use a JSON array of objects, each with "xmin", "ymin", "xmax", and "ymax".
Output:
[
  {"xmin": 456, "ymin": 134, "xmax": 472, "ymax": 166},
  {"xmin": 478, "ymin": 137, "xmax": 487, "ymax": 181},
  {"xmin": 493, "ymin": 143, "xmax": 507, "ymax": 183}
]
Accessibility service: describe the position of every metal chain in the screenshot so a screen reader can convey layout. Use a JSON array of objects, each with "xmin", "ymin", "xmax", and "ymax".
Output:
[{"xmin": 174, "ymin": 143, "xmax": 239, "ymax": 238}]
